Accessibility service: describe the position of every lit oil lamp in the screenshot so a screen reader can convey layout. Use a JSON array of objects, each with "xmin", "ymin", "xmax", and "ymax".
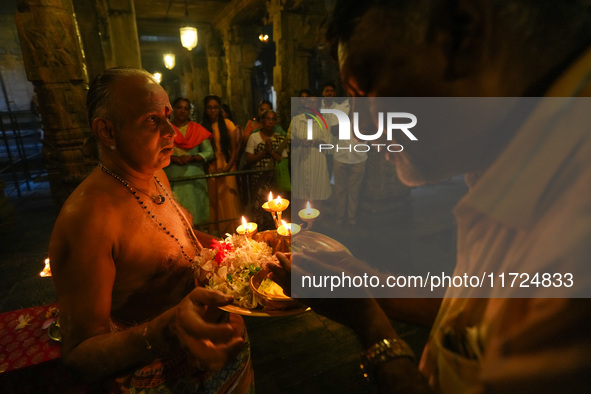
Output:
[
  {"xmin": 236, "ymin": 216, "xmax": 258, "ymax": 237},
  {"xmin": 261, "ymin": 192, "xmax": 274, "ymax": 212},
  {"xmin": 298, "ymin": 201, "xmax": 320, "ymax": 230},
  {"xmin": 262, "ymin": 192, "xmax": 279, "ymax": 227},
  {"xmin": 268, "ymin": 195, "xmax": 289, "ymax": 212},
  {"xmin": 277, "ymin": 220, "xmax": 301, "ymax": 237},
  {"xmin": 268, "ymin": 196, "xmax": 289, "ymax": 226}
]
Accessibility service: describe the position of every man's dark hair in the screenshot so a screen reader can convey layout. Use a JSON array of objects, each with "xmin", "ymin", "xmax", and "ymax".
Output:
[
  {"xmin": 87, "ymin": 67, "xmax": 155, "ymax": 128},
  {"xmin": 173, "ymin": 97, "xmax": 191, "ymax": 108},
  {"xmin": 322, "ymin": 81, "xmax": 336, "ymax": 91}
]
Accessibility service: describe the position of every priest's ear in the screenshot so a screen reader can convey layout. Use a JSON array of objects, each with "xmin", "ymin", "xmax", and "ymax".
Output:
[{"xmin": 92, "ymin": 117, "xmax": 116, "ymax": 150}]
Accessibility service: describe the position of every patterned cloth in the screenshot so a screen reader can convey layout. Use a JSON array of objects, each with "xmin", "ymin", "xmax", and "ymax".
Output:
[{"xmin": 0, "ymin": 304, "xmax": 60, "ymax": 374}]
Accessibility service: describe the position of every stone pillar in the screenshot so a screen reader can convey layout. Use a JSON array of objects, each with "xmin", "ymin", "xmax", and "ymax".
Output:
[
  {"xmin": 72, "ymin": 0, "xmax": 108, "ymax": 80},
  {"xmin": 221, "ymin": 25, "xmax": 258, "ymax": 127},
  {"xmin": 74, "ymin": 0, "xmax": 141, "ymax": 82},
  {"xmin": 205, "ymin": 28, "xmax": 225, "ymax": 100},
  {"xmin": 179, "ymin": 44, "xmax": 210, "ymax": 119},
  {"xmin": 180, "ymin": 51, "xmax": 197, "ymax": 104},
  {"xmin": 105, "ymin": 0, "xmax": 141, "ymax": 68},
  {"xmin": 189, "ymin": 49, "xmax": 210, "ymax": 118},
  {"xmin": 15, "ymin": 0, "xmax": 95, "ymax": 207},
  {"xmin": 267, "ymin": 0, "xmax": 322, "ymax": 129}
]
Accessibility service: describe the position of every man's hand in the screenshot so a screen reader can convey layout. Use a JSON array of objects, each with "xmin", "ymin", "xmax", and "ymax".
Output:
[
  {"xmin": 167, "ymin": 287, "xmax": 245, "ymax": 371},
  {"xmin": 267, "ymin": 252, "xmax": 396, "ymax": 346}
]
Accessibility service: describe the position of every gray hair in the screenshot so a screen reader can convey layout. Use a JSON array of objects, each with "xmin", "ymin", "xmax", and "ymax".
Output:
[{"xmin": 86, "ymin": 67, "xmax": 156, "ymax": 129}]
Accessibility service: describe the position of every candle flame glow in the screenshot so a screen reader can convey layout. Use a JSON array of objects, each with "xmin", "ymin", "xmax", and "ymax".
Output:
[
  {"xmin": 268, "ymin": 192, "xmax": 273, "ymax": 202},
  {"xmin": 306, "ymin": 201, "xmax": 312, "ymax": 215},
  {"xmin": 242, "ymin": 216, "xmax": 247, "ymax": 226},
  {"xmin": 40, "ymin": 258, "xmax": 52, "ymax": 277}
]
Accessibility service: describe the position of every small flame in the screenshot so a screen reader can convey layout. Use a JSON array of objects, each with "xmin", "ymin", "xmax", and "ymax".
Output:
[
  {"xmin": 242, "ymin": 216, "xmax": 247, "ymax": 227},
  {"xmin": 276, "ymin": 195, "xmax": 283, "ymax": 206},
  {"xmin": 268, "ymin": 192, "xmax": 273, "ymax": 202},
  {"xmin": 306, "ymin": 201, "xmax": 312, "ymax": 215},
  {"xmin": 40, "ymin": 258, "xmax": 52, "ymax": 277}
]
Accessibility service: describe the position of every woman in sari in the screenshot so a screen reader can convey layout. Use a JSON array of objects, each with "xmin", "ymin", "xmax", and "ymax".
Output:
[
  {"xmin": 164, "ymin": 97, "xmax": 213, "ymax": 227},
  {"xmin": 201, "ymin": 95, "xmax": 242, "ymax": 236}
]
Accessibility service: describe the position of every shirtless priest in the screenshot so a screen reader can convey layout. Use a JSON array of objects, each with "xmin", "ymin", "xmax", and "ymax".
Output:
[{"xmin": 48, "ymin": 67, "xmax": 253, "ymax": 393}]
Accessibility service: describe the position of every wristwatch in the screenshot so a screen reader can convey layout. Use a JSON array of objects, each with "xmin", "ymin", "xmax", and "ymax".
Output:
[{"xmin": 360, "ymin": 338, "xmax": 416, "ymax": 381}]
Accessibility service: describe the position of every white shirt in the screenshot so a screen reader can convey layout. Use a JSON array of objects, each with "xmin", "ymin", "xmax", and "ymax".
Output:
[{"xmin": 420, "ymin": 47, "xmax": 591, "ymax": 393}]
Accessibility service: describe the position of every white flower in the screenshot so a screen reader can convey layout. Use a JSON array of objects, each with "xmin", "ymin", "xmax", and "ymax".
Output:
[{"xmin": 193, "ymin": 234, "xmax": 277, "ymax": 308}]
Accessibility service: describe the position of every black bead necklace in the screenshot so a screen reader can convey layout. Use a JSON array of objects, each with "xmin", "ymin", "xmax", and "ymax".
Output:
[
  {"xmin": 99, "ymin": 163, "xmax": 165, "ymax": 205},
  {"xmin": 98, "ymin": 163, "xmax": 202, "ymax": 264}
]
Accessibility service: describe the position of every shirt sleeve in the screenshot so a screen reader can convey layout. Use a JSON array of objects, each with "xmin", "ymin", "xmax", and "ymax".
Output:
[
  {"xmin": 245, "ymin": 133, "xmax": 258, "ymax": 154},
  {"xmin": 196, "ymin": 138, "xmax": 214, "ymax": 162}
]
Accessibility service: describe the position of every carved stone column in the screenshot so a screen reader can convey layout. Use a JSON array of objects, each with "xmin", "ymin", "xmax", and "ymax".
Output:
[
  {"xmin": 15, "ymin": 0, "xmax": 95, "ymax": 207},
  {"xmin": 180, "ymin": 52, "xmax": 196, "ymax": 106},
  {"xmin": 73, "ymin": 0, "xmax": 141, "ymax": 81},
  {"xmin": 177, "ymin": 46, "xmax": 210, "ymax": 120},
  {"xmin": 104, "ymin": 0, "xmax": 141, "ymax": 68},
  {"xmin": 205, "ymin": 28, "xmax": 226, "ymax": 100},
  {"xmin": 221, "ymin": 25, "xmax": 259, "ymax": 126},
  {"xmin": 267, "ymin": 0, "xmax": 323, "ymax": 129},
  {"xmin": 191, "ymin": 50, "xmax": 210, "ymax": 110}
]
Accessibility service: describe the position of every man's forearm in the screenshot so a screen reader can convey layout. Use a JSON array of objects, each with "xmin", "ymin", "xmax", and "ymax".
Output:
[{"xmin": 63, "ymin": 311, "xmax": 176, "ymax": 382}]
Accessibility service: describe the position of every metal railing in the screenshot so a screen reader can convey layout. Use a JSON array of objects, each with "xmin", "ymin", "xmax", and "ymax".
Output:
[{"xmin": 168, "ymin": 167, "xmax": 276, "ymax": 229}]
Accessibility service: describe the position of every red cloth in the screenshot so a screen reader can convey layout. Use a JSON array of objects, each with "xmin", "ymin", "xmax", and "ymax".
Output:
[
  {"xmin": 173, "ymin": 122, "xmax": 211, "ymax": 150},
  {"xmin": 0, "ymin": 304, "xmax": 61, "ymax": 373},
  {"xmin": 0, "ymin": 304, "xmax": 117, "ymax": 393}
]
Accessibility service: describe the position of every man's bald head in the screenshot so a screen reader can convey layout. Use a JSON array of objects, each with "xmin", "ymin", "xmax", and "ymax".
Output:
[{"xmin": 87, "ymin": 67, "xmax": 157, "ymax": 130}]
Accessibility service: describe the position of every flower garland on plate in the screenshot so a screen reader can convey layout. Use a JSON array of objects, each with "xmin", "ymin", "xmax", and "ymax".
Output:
[{"xmin": 193, "ymin": 234, "xmax": 278, "ymax": 309}]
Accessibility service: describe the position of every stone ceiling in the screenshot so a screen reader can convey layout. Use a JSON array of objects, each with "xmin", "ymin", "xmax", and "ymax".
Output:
[
  {"xmin": 134, "ymin": 0, "xmax": 269, "ymax": 70},
  {"xmin": 135, "ymin": 0, "xmax": 267, "ymax": 41}
]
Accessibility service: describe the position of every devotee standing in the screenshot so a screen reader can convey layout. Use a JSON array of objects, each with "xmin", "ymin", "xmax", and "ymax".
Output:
[
  {"xmin": 164, "ymin": 97, "xmax": 213, "ymax": 227},
  {"xmin": 242, "ymin": 100, "xmax": 287, "ymax": 144},
  {"xmin": 49, "ymin": 68, "xmax": 253, "ymax": 392},
  {"xmin": 245, "ymin": 109, "xmax": 289, "ymax": 230},
  {"xmin": 201, "ymin": 95, "xmax": 242, "ymax": 236},
  {"xmin": 290, "ymin": 95, "xmax": 332, "ymax": 214}
]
